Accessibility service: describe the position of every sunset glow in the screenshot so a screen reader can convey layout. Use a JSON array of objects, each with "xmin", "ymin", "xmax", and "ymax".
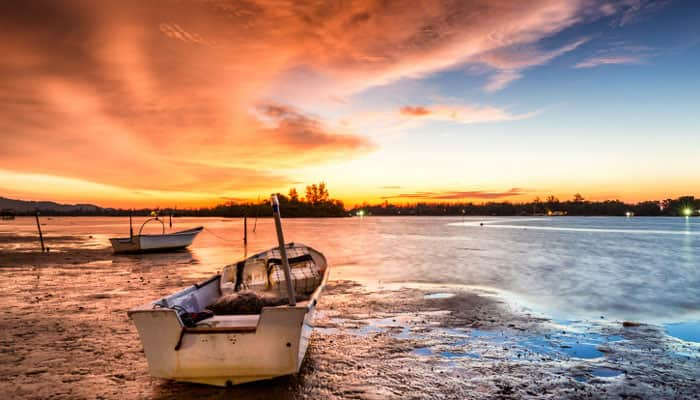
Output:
[{"xmin": 1, "ymin": 0, "xmax": 698, "ymax": 208}]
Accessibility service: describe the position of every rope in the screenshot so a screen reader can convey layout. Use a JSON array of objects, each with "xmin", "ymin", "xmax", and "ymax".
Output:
[{"xmin": 203, "ymin": 227, "xmax": 243, "ymax": 243}]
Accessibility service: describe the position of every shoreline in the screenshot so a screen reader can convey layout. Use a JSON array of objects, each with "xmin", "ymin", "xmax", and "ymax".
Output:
[{"xmin": 1, "ymin": 234, "xmax": 698, "ymax": 398}]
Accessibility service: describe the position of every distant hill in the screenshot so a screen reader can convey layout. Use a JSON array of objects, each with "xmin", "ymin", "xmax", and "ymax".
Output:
[{"xmin": 0, "ymin": 196, "xmax": 101, "ymax": 213}]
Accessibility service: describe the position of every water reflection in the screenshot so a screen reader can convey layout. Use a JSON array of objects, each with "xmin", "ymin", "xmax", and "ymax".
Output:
[{"xmin": 1, "ymin": 215, "xmax": 698, "ymax": 323}]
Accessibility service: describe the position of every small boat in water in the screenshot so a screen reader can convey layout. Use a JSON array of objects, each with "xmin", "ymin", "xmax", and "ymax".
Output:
[
  {"xmin": 110, "ymin": 216, "xmax": 202, "ymax": 253},
  {"xmin": 127, "ymin": 196, "xmax": 328, "ymax": 386}
]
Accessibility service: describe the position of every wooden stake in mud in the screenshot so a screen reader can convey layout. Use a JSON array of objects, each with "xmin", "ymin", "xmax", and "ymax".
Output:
[
  {"xmin": 169, "ymin": 213, "xmax": 173, "ymax": 229},
  {"xmin": 243, "ymin": 216, "xmax": 248, "ymax": 245},
  {"xmin": 253, "ymin": 196, "xmax": 260, "ymax": 233},
  {"xmin": 129, "ymin": 211, "xmax": 134, "ymax": 240},
  {"xmin": 35, "ymin": 211, "xmax": 45, "ymax": 252}
]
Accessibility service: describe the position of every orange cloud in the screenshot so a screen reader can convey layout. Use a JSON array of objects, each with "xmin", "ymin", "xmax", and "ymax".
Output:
[
  {"xmin": 397, "ymin": 104, "xmax": 536, "ymax": 124},
  {"xmin": 399, "ymin": 106, "xmax": 431, "ymax": 116},
  {"xmin": 382, "ymin": 188, "xmax": 528, "ymax": 201},
  {"xmin": 0, "ymin": 0, "xmax": 622, "ymax": 205},
  {"xmin": 255, "ymin": 102, "xmax": 374, "ymax": 163}
]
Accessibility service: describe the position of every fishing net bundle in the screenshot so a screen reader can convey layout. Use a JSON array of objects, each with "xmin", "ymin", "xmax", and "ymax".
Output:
[{"xmin": 207, "ymin": 291, "xmax": 310, "ymax": 315}]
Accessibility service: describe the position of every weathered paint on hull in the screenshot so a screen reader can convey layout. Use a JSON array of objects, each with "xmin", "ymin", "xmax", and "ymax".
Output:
[
  {"xmin": 129, "ymin": 301, "xmax": 317, "ymax": 386},
  {"xmin": 128, "ymin": 244, "xmax": 328, "ymax": 386}
]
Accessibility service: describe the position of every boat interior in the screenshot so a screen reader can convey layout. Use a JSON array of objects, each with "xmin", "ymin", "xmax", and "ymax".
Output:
[{"xmin": 150, "ymin": 244, "xmax": 327, "ymax": 333}]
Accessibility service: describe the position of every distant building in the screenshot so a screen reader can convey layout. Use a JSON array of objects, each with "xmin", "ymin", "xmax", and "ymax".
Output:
[{"xmin": 0, "ymin": 209, "xmax": 15, "ymax": 220}]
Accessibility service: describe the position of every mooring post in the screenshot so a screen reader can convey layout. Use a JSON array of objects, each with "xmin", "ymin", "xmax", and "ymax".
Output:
[
  {"xmin": 169, "ymin": 213, "xmax": 173, "ymax": 228},
  {"xmin": 129, "ymin": 211, "xmax": 133, "ymax": 239},
  {"xmin": 243, "ymin": 215, "xmax": 248, "ymax": 245},
  {"xmin": 253, "ymin": 205, "xmax": 258, "ymax": 233},
  {"xmin": 35, "ymin": 211, "xmax": 45, "ymax": 253}
]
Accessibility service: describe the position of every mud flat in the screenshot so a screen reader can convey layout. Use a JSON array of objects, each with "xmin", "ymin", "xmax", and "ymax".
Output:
[{"xmin": 0, "ymin": 234, "xmax": 698, "ymax": 399}]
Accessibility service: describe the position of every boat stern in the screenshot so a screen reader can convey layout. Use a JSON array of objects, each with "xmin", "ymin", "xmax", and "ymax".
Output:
[
  {"xmin": 110, "ymin": 237, "xmax": 140, "ymax": 253},
  {"xmin": 128, "ymin": 304, "xmax": 311, "ymax": 386},
  {"xmin": 128, "ymin": 307, "xmax": 185, "ymax": 378}
]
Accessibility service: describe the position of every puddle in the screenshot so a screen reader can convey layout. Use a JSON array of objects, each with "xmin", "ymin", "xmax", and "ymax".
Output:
[
  {"xmin": 574, "ymin": 367, "xmax": 624, "ymax": 383},
  {"xmin": 406, "ymin": 326, "xmax": 620, "ymax": 363},
  {"xmin": 412, "ymin": 347, "xmax": 480, "ymax": 359},
  {"xmin": 466, "ymin": 328, "xmax": 622, "ymax": 360},
  {"xmin": 520, "ymin": 336, "xmax": 593, "ymax": 358},
  {"xmin": 469, "ymin": 329, "xmax": 507, "ymax": 343},
  {"xmin": 412, "ymin": 347, "xmax": 433, "ymax": 356},
  {"xmin": 440, "ymin": 351, "xmax": 480, "ymax": 359},
  {"xmin": 559, "ymin": 343, "xmax": 603, "ymax": 359},
  {"xmin": 591, "ymin": 367, "xmax": 623, "ymax": 378},
  {"xmin": 665, "ymin": 322, "xmax": 700, "ymax": 343},
  {"xmin": 395, "ymin": 326, "xmax": 412, "ymax": 339},
  {"xmin": 424, "ymin": 293, "xmax": 455, "ymax": 300}
]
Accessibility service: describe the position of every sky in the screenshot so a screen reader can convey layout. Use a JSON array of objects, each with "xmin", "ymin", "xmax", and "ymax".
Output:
[{"xmin": 1, "ymin": 0, "xmax": 699, "ymax": 208}]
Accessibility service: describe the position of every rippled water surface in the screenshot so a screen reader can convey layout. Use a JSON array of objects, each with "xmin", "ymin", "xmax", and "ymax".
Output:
[{"xmin": 2, "ymin": 215, "xmax": 698, "ymax": 323}]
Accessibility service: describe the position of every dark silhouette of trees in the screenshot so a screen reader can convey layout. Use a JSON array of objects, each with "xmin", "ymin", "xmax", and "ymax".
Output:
[
  {"xmin": 4, "ymin": 183, "xmax": 347, "ymax": 218},
  {"xmin": 288, "ymin": 188, "xmax": 299, "ymax": 202},
  {"xmin": 4, "ymin": 191, "xmax": 699, "ymax": 218},
  {"xmin": 661, "ymin": 196, "xmax": 698, "ymax": 216},
  {"xmin": 350, "ymin": 195, "xmax": 699, "ymax": 217},
  {"xmin": 304, "ymin": 182, "xmax": 329, "ymax": 204}
]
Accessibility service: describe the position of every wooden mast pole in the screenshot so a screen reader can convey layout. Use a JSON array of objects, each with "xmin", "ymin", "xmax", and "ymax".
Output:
[{"xmin": 271, "ymin": 194, "xmax": 296, "ymax": 306}]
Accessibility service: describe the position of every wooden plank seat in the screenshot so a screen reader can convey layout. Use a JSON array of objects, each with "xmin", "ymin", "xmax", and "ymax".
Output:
[
  {"xmin": 184, "ymin": 299, "xmax": 312, "ymax": 333},
  {"xmin": 186, "ymin": 315, "xmax": 260, "ymax": 333}
]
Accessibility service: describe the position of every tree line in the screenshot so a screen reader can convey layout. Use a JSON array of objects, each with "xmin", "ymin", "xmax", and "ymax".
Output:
[
  {"xmin": 6, "ymin": 190, "xmax": 698, "ymax": 218},
  {"xmin": 190, "ymin": 183, "xmax": 347, "ymax": 218},
  {"xmin": 9, "ymin": 183, "xmax": 347, "ymax": 218},
  {"xmin": 349, "ymin": 194, "xmax": 700, "ymax": 217}
]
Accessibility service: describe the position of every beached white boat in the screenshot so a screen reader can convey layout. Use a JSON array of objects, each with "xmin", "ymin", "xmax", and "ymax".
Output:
[
  {"xmin": 127, "ymin": 196, "xmax": 329, "ymax": 386},
  {"xmin": 109, "ymin": 217, "xmax": 202, "ymax": 253}
]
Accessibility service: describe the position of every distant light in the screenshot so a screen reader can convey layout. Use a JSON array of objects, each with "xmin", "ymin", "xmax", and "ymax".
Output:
[
  {"xmin": 683, "ymin": 208, "xmax": 692, "ymax": 217},
  {"xmin": 357, "ymin": 210, "xmax": 365, "ymax": 217},
  {"xmin": 625, "ymin": 211, "xmax": 633, "ymax": 218}
]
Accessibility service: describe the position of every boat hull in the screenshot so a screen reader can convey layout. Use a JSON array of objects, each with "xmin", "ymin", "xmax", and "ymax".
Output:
[
  {"xmin": 110, "ymin": 227, "xmax": 202, "ymax": 253},
  {"xmin": 129, "ymin": 306, "xmax": 317, "ymax": 386},
  {"xmin": 127, "ymin": 244, "xmax": 328, "ymax": 386}
]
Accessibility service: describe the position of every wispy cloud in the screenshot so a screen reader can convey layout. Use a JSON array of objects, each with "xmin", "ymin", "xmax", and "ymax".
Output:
[
  {"xmin": 574, "ymin": 43, "xmax": 655, "ymax": 68},
  {"xmin": 615, "ymin": 0, "xmax": 672, "ymax": 27},
  {"xmin": 159, "ymin": 23, "xmax": 216, "ymax": 47},
  {"xmin": 575, "ymin": 55, "xmax": 644, "ymax": 68},
  {"xmin": 397, "ymin": 104, "xmax": 537, "ymax": 124},
  {"xmin": 382, "ymin": 188, "xmax": 528, "ymax": 201},
  {"xmin": 483, "ymin": 70, "xmax": 524, "ymax": 93},
  {"xmin": 479, "ymin": 39, "xmax": 588, "ymax": 92},
  {"xmin": 399, "ymin": 106, "xmax": 431, "ymax": 117}
]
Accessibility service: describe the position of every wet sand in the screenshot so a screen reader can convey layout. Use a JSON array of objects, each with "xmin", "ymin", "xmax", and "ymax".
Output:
[{"xmin": 1, "ymin": 234, "xmax": 698, "ymax": 399}]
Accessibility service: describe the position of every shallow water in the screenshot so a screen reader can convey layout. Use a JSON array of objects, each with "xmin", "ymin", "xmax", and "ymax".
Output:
[
  {"xmin": 1, "ymin": 215, "xmax": 699, "ymax": 399},
  {"xmin": 2, "ymin": 215, "xmax": 698, "ymax": 324}
]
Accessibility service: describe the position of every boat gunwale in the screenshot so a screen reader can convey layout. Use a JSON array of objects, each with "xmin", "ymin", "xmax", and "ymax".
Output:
[
  {"xmin": 110, "ymin": 226, "xmax": 203, "ymax": 242},
  {"xmin": 127, "ymin": 243, "xmax": 329, "ymax": 334}
]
